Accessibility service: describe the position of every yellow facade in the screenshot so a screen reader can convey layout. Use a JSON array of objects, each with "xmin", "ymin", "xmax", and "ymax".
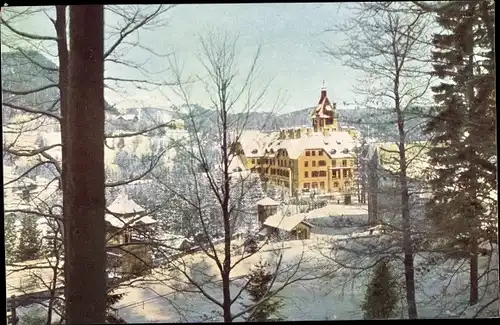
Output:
[{"xmin": 235, "ymin": 87, "xmax": 357, "ymax": 196}]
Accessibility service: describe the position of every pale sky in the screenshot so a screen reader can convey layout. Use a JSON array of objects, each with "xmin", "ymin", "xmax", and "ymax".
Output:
[{"xmin": 2, "ymin": 4, "xmax": 362, "ymax": 113}]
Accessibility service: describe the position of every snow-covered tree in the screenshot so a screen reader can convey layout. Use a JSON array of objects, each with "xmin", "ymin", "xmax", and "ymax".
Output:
[
  {"xmin": 243, "ymin": 260, "xmax": 283, "ymax": 322},
  {"xmin": 5, "ymin": 213, "xmax": 18, "ymax": 264},
  {"xmin": 17, "ymin": 215, "xmax": 42, "ymax": 261},
  {"xmin": 361, "ymin": 259, "xmax": 398, "ymax": 319}
]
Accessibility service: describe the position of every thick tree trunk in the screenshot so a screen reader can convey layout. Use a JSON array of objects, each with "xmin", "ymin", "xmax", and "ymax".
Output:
[{"xmin": 65, "ymin": 5, "xmax": 106, "ymax": 324}]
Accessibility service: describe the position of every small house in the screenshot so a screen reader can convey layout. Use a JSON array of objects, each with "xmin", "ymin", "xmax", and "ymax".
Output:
[
  {"xmin": 256, "ymin": 197, "xmax": 279, "ymax": 223},
  {"xmin": 263, "ymin": 212, "xmax": 314, "ymax": 241},
  {"xmin": 105, "ymin": 194, "xmax": 157, "ymax": 277}
]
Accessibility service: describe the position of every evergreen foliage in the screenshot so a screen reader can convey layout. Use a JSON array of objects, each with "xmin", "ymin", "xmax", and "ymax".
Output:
[
  {"xmin": 5, "ymin": 213, "xmax": 18, "ymax": 264},
  {"xmin": 106, "ymin": 287, "xmax": 127, "ymax": 323},
  {"xmin": 17, "ymin": 214, "xmax": 42, "ymax": 262},
  {"xmin": 243, "ymin": 260, "xmax": 283, "ymax": 322},
  {"xmin": 361, "ymin": 259, "xmax": 398, "ymax": 319},
  {"xmin": 425, "ymin": 1, "xmax": 496, "ymax": 255}
]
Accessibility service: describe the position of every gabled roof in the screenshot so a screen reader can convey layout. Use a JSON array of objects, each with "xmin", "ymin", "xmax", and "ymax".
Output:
[
  {"xmin": 105, "ymin": 213, "xmax": 157, "ymax": 228},
  {"xmin": 263, "ymin": 212, "xmax": 313, "ymax": 232},
  {"xmin": 256, "ymin": 197, "xmax": 279, "ymax": 206},
  {"xmin": 311, "ymin": 87, "xmax": 334, "ymax": 118},
  {"xmin": 107, "ymin": 193, "xmax": 145, "ymax": 214}
]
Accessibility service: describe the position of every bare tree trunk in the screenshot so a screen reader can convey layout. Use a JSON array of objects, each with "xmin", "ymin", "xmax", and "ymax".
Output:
[
  {"xmin": 396, "ymin": 111, "xmax": 418, "ymax": 318},
  {"xmin": 221, "ymin": 101, "xmax": 233, "ymax": 322},
  {"xmin": 54, "ymin": 8, "xmax": 71, "ymax": 319},
  {"xmin": 65, "ymin": 5, "xmax": 106, "ymax": 324}
]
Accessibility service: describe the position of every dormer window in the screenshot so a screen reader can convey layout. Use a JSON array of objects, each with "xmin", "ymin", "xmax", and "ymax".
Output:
[
  {"xmin": 330, "ymin": 149, "xmax": 337, "ymax": 155},
  {"xmin": 336, "ymin": 140, "xmax": 342, "ymax": 145},
  {"xmin": 251, "ymin": 149, "xmax": 258, "ymax": 154},
  {"xmin": 343, "ymin": 148, "xmax": 350, "ymax": 154}
]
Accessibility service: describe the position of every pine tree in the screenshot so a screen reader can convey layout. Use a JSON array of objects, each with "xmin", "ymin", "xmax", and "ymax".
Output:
[
  {"xmin": 106, "ymin": 287, "xmax": 127, "ymax": 323},
  {"xmin": 17, "ymin": 215, "xmax": 42, "ymax": 262},
  {"xmin": 243, "ymin": 260, "xmax": 283, "ymax": 322},
  {"xmin": 361, "ymin": 259, "xmax": 398, "ymax": 319},
  {"xmin": 5, "ymin": 213, "xmax": 18, "ymax": 264},
  {"xmin": 425, "ymin": 0, "xmax": 496, "ymax": 305}
]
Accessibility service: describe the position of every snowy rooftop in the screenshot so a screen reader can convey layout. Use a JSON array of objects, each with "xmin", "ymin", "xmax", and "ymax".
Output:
[
  {"xmin": 263, "ymin": 212, "xmax": 313, "ymax": 232},
  {"xmin": 256, "ymin": 197, "xmax": 279, "ymax": 206},
  {"xmin": 237, "ymin": 129, "xmax": 355, "ymax": 159},
  {"xmin": 105, "ymin": 214, "xmax": 157, "ymax": 229},
  {"xmin": 107, "ymin": 193, "xmax": 146, "ymax": 214},
  {"xmin": 306, "ymin": 204, "xmax": 369, "ymax": 218}
]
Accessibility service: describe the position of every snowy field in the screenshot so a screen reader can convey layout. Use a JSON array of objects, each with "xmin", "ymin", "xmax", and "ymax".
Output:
[
  {"xmin": 108, "ymin": 208, "xmax": 498, "ymax": 322},
  {"xmin": 12, "ymin": 206, "xmax": 498, "ymax": 323}
]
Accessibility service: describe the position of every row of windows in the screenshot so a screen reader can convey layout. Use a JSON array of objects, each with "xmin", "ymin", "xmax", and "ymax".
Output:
[
  {"xmin": 304, "ymin": 171, "xmax": 327, "ymax": 178},
  {"xmin": 303, "ymin": 181, "xmax": 351, "ymax": 189},
  {"xmin": 304, "ymin": 169, "xmax": 353, "ymax": 179},
  {"xmin": 253, "ymin": 167, "xmax": 290, "ymax": 177},
  {"xmin": 252, "ymin": 157, "xmax": 354, "ymax": 168},
  {"xmin": 304, "ymin": 160, "xmax": 352, "ymax": 167},
  {"xmin": 305, "ymin": 150, "xmax": 324, "ymax": 157},
  {"xmin": 251, "ymin": 158, "xmax": 291, "ymax": 167}
]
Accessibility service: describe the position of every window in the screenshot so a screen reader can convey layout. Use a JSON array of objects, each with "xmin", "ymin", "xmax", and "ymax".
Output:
[
  {"xmin": 320, "ymin": 182, "xmax": 325, "ymax": 189},
  {"xmin": 303, "ymin": 183, "xmax": 310, "ymax": 188},
  {"xmin": 304, "ymin": 171, "xmax": 308, "ymax": 178},
  {"xmin": 312, "ymin": 182, "xmax": 318, "ymax": 188},
  {"xmin": 312, "ymin": 171, "xmax": 319, "ymax": 177},
  {"xmin": 332, "ymin": 170, "xmax": 337, "ymax": 179},
  {"xmin": 252, "ymin": 159, "xmax": 256, "ymax": 164},
  {"xmin": 312, "ymin": 151, "xmax": 316, "ymax": 156},
  {"xmin": 334, "ymin": 182, "xmax": 339, "ymax": 187},
  {"xmin": 350, "ymin": 160, "xmax": 354, "ymax": 166},
  {"xmin": 332, "ymin": 160, "xmax": 336, "ymax": 167},
  {"xmin": 305, "ymin": 151, "xmax": 310, "ymax": 156},
  {"xmin": 304, "ymin": 161, "xmax": 308, "ymax": 167},
  {"xmin": 342, "ymin": 160, "xmax": 347, "ymax": 167},
  {"xmin": 312, "ymin": 161, "xmax": 316, "ymax": 167},
  {"xmin": 319, "ymin": 150, "xmax": 323, "ymax": 156},
  {"xmin": 319, "ymin": 171, "xmax": 327, "ymax": 177},
  {"xmin": 343, "ymin": 169, "xmax": 348, "ymax": 178},
  {"xmin": 345, "ymin": 181, "xmax": 351, "ymax": 188},
  {"xmin": 318, "ymin": 160, "xmax": 326, "ymax": 166}
]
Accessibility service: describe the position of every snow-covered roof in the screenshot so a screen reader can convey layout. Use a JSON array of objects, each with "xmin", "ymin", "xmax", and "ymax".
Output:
[
  {"xmin": 158, "ymin": 233, "xmax": 192, "ymax": 250},
  {"xmin": 263, "ymin": 212, "xmax": 313, "ymax": 232},
  {"xmin": 105, "ymin": 213, "xmax": 157, "ymax": 228},
  {"xmin": 256, "ymin": 197, "xmax": 279, "ymax": 206},
  {"xmin": 237, "ymin": 129, "xmax": 355, "ymax": 160},
  {"xmin": 119, "ymin": 114, "xmax": 138, "ymax": 121},
  {"xmin": 107, "ymin": 193, "xmax": 145, "ymax": 214}
]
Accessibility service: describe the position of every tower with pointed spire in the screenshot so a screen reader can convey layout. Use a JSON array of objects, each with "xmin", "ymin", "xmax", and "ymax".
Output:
[{"xmin": 311, "ymin": 82, "xmax": 338, "ymax": 132}]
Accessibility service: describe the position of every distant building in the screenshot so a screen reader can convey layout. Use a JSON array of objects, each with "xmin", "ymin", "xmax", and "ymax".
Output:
[
  {"xmin": 232, "ymin": 86, "xmax": 359, "ymax": 196},
  {"xmin": 105, "ymin": 194, "xmax": 157, "ymax": 277},
  {"xmin": 360, "ymin": 141, "xmax": 431, "ymax": 225}
]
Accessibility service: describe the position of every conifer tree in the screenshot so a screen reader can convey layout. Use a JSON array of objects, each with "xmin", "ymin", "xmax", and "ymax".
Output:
[
  {"xmin": 243, "ymin": 260, "xmax": 283, "ymax": 322},
  {"xmin": 17, "ymin": 214, "xmax": 42, "ymax": 262},
  {"xmin": 5, "ymin": 213, "xmax": 18, "ymax": 264},
  {"xmin": 425, "ymin": 0, "xmax": 496, "ymax": 305},
  {"xmin": 361, "ymin": 259, "xmax": 398, "ymax": 319}
]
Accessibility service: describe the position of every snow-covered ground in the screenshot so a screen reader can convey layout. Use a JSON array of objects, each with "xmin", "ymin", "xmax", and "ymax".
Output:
[
  {"xmin": 107, "ymin": 210, "xmax": 498, "ymax": 322},
  {"xmin": 8, "ymin": 201, "xmax": 498, "ymax": 322}
]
